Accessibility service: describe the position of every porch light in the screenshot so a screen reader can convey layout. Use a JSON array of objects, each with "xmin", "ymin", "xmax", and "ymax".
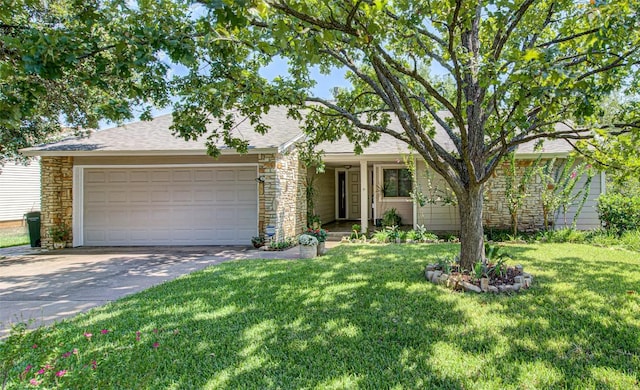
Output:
[
  {"xmin": 255, "ymin": 176, "xmax": 265, "ymax": 183},
  {"xmin": 344, "ymin": 165, "xmax": 352, "ymax": 170}
]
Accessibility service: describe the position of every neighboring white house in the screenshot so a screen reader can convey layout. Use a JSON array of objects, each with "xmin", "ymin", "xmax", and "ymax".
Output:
[{"xmin": 0, "ymin": 160, "xmax": 41, "ymax": 227}]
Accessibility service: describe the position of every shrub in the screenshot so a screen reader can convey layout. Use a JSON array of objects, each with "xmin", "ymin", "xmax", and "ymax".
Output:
[
  {"xmin": 372, "ymin": 230, "xmax": 389, "ymax": 243},
  {"xmin": 597, "ymin": 193, "xmax": 640, "ymax": 234},
  {"xmin": 382, "ymin": 208, "xmax": 401, "ymax": 227}
]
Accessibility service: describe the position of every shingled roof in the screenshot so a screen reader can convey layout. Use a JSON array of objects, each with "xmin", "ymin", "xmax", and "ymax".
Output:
[
  {"xmin": 22, "ymin": 107, "xmax": 574, "ymax": 157},
  {"xmin": 22, "ymin": 106, "xmax": 305, "ymax": 156}
]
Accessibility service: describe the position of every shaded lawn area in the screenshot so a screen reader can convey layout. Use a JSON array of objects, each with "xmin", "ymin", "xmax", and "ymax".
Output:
[{"xmin": 2, "ymin": 244, "xmax": 639, "ymax": 389}]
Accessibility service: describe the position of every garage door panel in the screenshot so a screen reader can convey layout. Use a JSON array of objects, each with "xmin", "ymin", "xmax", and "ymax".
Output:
[{"xmin": 84, "ymin": 166, "xmax": 257, "ymax": 246}]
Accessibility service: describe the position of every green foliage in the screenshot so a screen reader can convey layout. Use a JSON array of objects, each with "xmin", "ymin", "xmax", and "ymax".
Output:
[
  {"xmin": 371, "ymin": 230, "xmax": 390, "ymax": 243},
  {"xmin": 349, "ymin": 224, "xmax": 361, "ymax": 240},
  {"xmin": 384, "ymin": 225, "xmax": 400, "ymax": 241},
  {"xmin": 304, "ymin": 228, "xmax": 327, "ymax": 243},
  {"xmin": 251, "ymin": 236, "xmax": 265, "ymax": 248},
  {"xmin": 268, "ymin": 237, "xmax": 296, "ymax": 250},
  {"xmin": 0, "ymin": 0, "xmax": 187, "ymax": 163},
  {"xmin": 504, "ymin": 154, "xmax": 541, "ymax": 236},
  {"xmin": 471, "ymin": 261, "xmax": 487, "ymax": 281},
  {"xmin": 381, "ymin": 208, "xmax": 401, "ymax": 227},
  {"xmin": 47, "ymin": 223, "xmax": 70, "ymax": 242},
  {"xmin": 484, "ymin": 244, "xmax": 512, "ymax": 263},
  {"xmin": 538, "ymin": 157, "xmax": 595, "ymax": 230},
  {"xmin": 597, "ymin": 193, "xmax": 640, "ymax": 234},
  {"xmin": 406, "ymin": 225, "xmax": 438, "ymax": 243}
]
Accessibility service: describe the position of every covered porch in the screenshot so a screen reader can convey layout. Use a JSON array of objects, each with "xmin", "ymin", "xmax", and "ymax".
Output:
[{"xmin": 309, "ymin": 157, "xmax": 416, "ymax": 234}]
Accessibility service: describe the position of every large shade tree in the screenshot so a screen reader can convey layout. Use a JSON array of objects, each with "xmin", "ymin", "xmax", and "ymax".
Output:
[
  {"xmin": 4, "ymin": 0, "xmax": 640, "ymax": 269},
  {"xmin": 0, "ymin": 0, "xmax": 190, "ymax": 162}
]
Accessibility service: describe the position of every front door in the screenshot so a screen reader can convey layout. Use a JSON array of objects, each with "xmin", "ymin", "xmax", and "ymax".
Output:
[{"xmin": 337, "ymin": 171, "xmax": 347, "ymax": 219}]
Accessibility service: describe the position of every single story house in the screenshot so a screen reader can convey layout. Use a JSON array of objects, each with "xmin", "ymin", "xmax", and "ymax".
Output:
[
  {"xmin": 21, "ymin": 108, "xmax": 604, "ymax": 248},
  {"xmin": 0, "ymin": 160, "xmax": 41, "ymax": 228}
]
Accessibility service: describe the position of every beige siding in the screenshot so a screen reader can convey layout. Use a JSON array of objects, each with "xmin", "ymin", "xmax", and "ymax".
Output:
[
  {"xmin": 0, "ymin": 160, "xmax": 41, "ymax": 221},
  {"xmin": 311, "ymin": 168, "xmax": 335, "ymax": 224},
  {"xmin": 554, "ymin": 171, "xmax": 603, "ymax": 230},
  {"xmin": 414, "ymin": 161, "xmax": 459, "ymax": 231}
]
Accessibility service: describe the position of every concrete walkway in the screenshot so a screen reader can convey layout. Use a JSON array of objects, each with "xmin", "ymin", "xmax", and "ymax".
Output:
[{"xmin": 0, "ymin": 244, "xmax": 317, "ymax": 337}]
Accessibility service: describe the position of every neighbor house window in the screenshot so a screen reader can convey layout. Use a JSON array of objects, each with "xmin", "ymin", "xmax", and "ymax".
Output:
[{"xmin": 383, "ymin": 168, "xmax": 412, "ymax": 197}]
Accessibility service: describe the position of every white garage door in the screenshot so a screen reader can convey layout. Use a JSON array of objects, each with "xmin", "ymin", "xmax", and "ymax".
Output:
[{"xmin": 83, "ymin": 166, "xmax": 258, "ymax": 246}]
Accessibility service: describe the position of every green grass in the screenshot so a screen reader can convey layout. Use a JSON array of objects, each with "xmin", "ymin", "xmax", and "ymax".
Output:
[
  {"xmin": 2, "ymin": 244, "xmax": 639, "ymax": 389},
  {"xmin": 0, "ymin": 230, "xmax": 29, "ymax": 248}
]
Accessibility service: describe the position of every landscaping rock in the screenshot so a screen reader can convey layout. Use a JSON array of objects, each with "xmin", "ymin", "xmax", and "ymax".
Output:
[
  {"xmin": 513, "ymin": 283, "xmax": 522, "ymax": 292},
  {"xmin": 461, "ymin": 281, "xmax": 482, "ymax": 293},
  {"xmin": 426, "ymin": 264, "xmax": 437, "ymax": 272},
  {"xmin": 488, "ymin": 285, "xmax": 499, "ymax": 293},
  {"xmin": 514, "ymin": 276, "xmax": 524, "ymax": 284},
  {"xmin": 431, "ymin": 271, "xmax": 443, "ymax": 283},
  {"xmin": 426, "ymin": 270, "xmax": 434, "ymax": 281},
  {"xmin": 437, "ymin": 274, "xmax": 450, "ymax": 285},
  {"xmin": 515, "ymin": 264, "xmax": 524, "ymax": 273}
]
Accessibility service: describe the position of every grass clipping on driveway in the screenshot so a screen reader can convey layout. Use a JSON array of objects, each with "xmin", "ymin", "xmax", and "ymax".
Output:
[{"xmin": 1, "ymin": 244, "xmax": 639, "ymax": 389}]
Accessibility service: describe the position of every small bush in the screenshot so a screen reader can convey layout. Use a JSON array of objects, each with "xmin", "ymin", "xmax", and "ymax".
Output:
[
  {"xmin": 597, "ymin": 193, "xmax": 640, "ymax": 234},
  {"xmin": 382, "ymin": 208, "xmax": 401, "ymax": 227}
]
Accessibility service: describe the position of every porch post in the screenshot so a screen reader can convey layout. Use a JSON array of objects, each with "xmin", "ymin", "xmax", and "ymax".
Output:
[{"xmin": 360, "ymin": 160, "xmax": 368, "ymax": 234}]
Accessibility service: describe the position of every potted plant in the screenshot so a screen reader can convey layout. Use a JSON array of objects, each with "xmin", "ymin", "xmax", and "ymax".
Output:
[
  {"xmin": 305, "ymin": 227, "xmax": 327, "ymax": 255},
  {"xmin": 48, "ymin": 223, "xmax": 70, "ymax": 249},
  {"xmin": 251, "ymin": 236, "xmax": 265, "ymax": 249},
  {"xmin": 382, "ymin": 208, "xmax": 402, "ymax": 227},
  {"xmin": 298, "ymin": 234, "xmax": 318, "ymax": 259}
]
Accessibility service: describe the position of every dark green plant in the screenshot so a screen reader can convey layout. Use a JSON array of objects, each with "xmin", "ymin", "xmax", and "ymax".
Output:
[
  {"xmin": 372, "ymin": 230, "xmax": 389, "ymax": 243},
  {"xmin": 251, "ymin": 236, "xmax": 265, "ymax": 248},
  {"xmin": 350, "ymin": 224, "xmax": 361, "ymax": 240},
  {"xmin": 484, "ymin": 244, "xmax": 512, "ymax": 263},
  {"xmin": 472, "ymin": 261, "xmax": 487, "ymax": 281},
  {"xmin": 488, "ymin": 258, "xmax": 508, "ymax": 278},
  {"xmin": 385, "ymin": 225, "xmax": 400, "ymax": 241},
  {"xmin": 48, "ymin": 223, "xmax": 70, "ymax": 242},
  {"xmin": 381, "ymin": 208, "xmax": 401, "ymax": 227},
  {"xmin": 597, "ymin": 193, "xmax": 640, "ymax": 235}
]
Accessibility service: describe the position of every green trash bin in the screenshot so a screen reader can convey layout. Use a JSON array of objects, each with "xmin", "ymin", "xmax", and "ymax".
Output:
[{"xmin": 25, "ymin": 211, "xmax": 41, "ymax": 247}]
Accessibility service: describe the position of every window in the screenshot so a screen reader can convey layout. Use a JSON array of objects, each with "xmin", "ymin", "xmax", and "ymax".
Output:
[{"xmin": 383, "ymin": 168, "xmax": 412, "ymax": 197}]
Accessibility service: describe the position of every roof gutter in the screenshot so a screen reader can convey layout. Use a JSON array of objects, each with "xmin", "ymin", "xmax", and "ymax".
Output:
[{"xmin": 19, "ymin": 147, "xmax": 280, "ymax": 157}]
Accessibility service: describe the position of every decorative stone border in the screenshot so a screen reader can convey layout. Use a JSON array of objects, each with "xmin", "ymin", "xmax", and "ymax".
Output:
[{"xmin": 424, "ymin": 264, "xmax": 533, "ymax": 293}]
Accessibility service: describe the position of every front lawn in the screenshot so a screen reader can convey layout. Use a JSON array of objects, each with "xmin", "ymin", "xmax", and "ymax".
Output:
[{"xmin": 1, "ymin": 244, "xmax": 639, "ymax": 389}]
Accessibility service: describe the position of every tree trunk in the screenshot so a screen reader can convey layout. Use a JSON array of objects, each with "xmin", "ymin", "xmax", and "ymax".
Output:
[{"xmin": 458, "ymin": 184, "xmax": 485, "ymax": 271}]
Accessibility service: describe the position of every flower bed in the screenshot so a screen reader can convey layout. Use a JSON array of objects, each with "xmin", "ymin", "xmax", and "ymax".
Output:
[{"xmin": 424, "ymin": 263, "xmax": 533, "ymax": 293}]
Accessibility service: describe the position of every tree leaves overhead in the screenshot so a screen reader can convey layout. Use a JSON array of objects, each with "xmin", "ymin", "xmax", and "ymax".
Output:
[{"xmin": 0, "ymin": 0, "xmax": 192, "ymax": 161}]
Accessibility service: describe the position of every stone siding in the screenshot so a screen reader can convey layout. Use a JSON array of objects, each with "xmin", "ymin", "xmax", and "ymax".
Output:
[
  {"xmin": 258, "ymin": 150, "xmax": 306, "ymax": 242},
  {"xmin": 484, "ymin": 160, "xmax": 545, "ymax": 231},
  {"xmin": 40, "ymin": 157, "xmax": 73, "ymax": 248}
]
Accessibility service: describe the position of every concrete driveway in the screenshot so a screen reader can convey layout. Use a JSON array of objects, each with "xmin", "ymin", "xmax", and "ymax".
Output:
[{"xmin": 0, "ymin": 245, "xmax": 302, "ymax": 336}]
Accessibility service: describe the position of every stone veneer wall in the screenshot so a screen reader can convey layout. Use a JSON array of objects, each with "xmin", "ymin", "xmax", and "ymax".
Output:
[
  {"xmin": 258, "ymin": 150, "xmax": 307, "ymax": 241},
  {"xmin": 40, "ymin": 156, "xmax": 74, "ymax": 248},
  {"xmin": 484, "ymin": 160, "xmax": 545, "ymax": 231}
]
